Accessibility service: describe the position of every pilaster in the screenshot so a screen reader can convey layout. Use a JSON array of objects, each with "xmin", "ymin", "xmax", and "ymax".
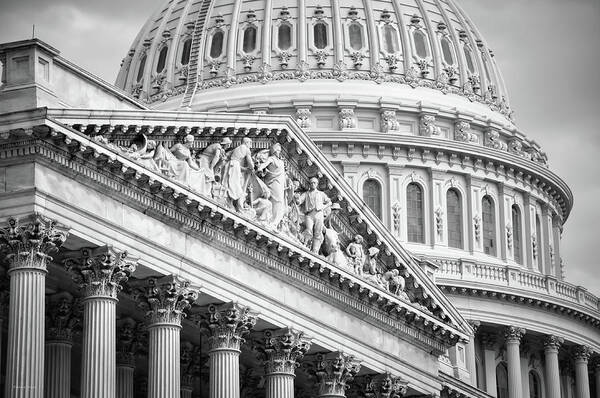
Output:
[
  {"xmin": 0, "ymin": 215, "xmax": 68, "ymax": 398},
  {"xmin": 572, "ymin": 345, "xmax": 591, "ymax": 398},
  {"xmin": 465, "ymin": 320, "xmax": 480, "ymax": 387},
  {"xmin": 315, "ymin": 352, "xmax": 361, "ymax": 398},
  {"xmin": 504, "ymin": 326, "xmax": 526, "ymax": 398}
]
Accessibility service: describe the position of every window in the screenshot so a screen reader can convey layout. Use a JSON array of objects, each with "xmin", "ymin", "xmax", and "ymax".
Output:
[
  {"xmin": 407, "ymin": 183, "xmax": 425, "ymax": 243},
  {"xmin": 363, "ymin": 179, "xmax": 382, "ymax": 219},
  {"xmin": 464, "ymin": 45, "xmax": 475, "ymax": 73},
  {"xmin": 278, "ymin": 24, "xmax": 292, "ymax": 50},
  {"xmin": 447, "ymin": 189, "xmax": 463, "ymax": 249},
  {"xmin": 536, "ymin": 214, "xmax": 542, "ymax": 270},
  {"xmin": 529, "ymin": 371, "xmax": 541, "ymax": 398},
  {"xmin": 441, "ymin": 37, "xmax": 454, "ymax": 64},
  {"xmin": 496, "ymin": 363, "xmax": 508, "ymax": 398},
  {"xmin": 156, "ymin": 46, "xmax": 168, "ymax": 73},
  {"xmin": 243, "ymin": 26, "xmax": 257, "ymax": 53},
  {"xmin": 348, "ymin": 23, "xmax": 363, "ymax": 50},
  {"xmin": 180, "ymin": 38, "xmax": 192, "ymax": 65},
  {"xmin": 482, "ymin": 195, "xmax": 496, "ymax": 256},
  {"xmin": 210, "ymin": 30, "xmax": 224, "ymax": 58},
  {"xmin": 136, "ymin": 55, "xmax": 146, "ymax": 82},
  {"xmin": 512, "ymin": 205, "xmax": 522, "ymax": 264},
  {"xmin": 383, "ymin": 25, "xmax": 398, "ymax": 53},
  {"xmin": 314, "ymin": 23, "xmax": 328, "ymax": 49},
  {"xmin": 413, "ymin": 30, "xmax": 428, "ymax": 58}
]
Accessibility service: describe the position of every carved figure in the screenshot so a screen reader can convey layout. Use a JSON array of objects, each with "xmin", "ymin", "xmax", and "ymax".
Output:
[
  {"xmin": 252, "ymin": 190, "xmax": 273, "ymax": 224},
  {"xmin": 382, "ymin": 269, "xmax": 405, "ymax": 295},
  {"xmin": 222, "ymin": 137, "xmax": 254, "ymax": 212},
  {"xmin": 295, "ymin": 177, "xmax": 332, "ymax": 253},
  {"xmin": 324, "ymin": 227, "xmax": 348, "ymax": 268},
  {"xmin": 193, "ymin": 137, "xmax": 231, "ymax": 196},
  {"xmin": 154, "ymin": 134, "xmax": 200, "ymax": 184},
  {"xmin": 255, "ymin": 143, "xmax": 287, "ymax": 228},
  {"xmin": 345, "ymin": 235, "xmax": 366, "ymax": 275}
]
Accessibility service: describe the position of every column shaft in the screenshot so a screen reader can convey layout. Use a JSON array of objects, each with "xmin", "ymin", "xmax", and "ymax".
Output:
[
  {"xmin": 45, "ymin": 341, "xmax": 72, "ymax": 398},
  {"xmin": 81, "ymin": 297, "xmax": 117, "ymax": 398},
  {"xmin": 209, "ymin": 349, "xmax": 240, "ymax": 398},
  {"xmin": 116, "ymin": 366, "xmax": 134, "ymax": 398},
  {"xmin": 544, "ymin": 348, "xmax": 561, "ymax": 398},
  {"xmin": 483, "ymin": 348, "xmax": 497, "ymax": 397},
  {"xmin": 181, "ymin": 387, "xmax": 193, "ymax": 398},
  {"xmin": 595, "ymin": 367, "xmax": 600, "ymax": 398},
  {"xmin": 506, "ymin": 340, "xmax": 523, "ymax": 398},
  {"xmin": 575, "ymin": 359, "xmax": 590, "ymax": 398},
  {"xmin": 466, "ymin": 337, "xmax": 477, "ymax": 387},
  {"xmin": 266, "ymin": 374, "xmax": 294, "ymax": 398},
  {"xmin": 5, "ymin": 268, "xmax": 45, "ymax": 398},
  {"xmin": 148, "ymin": 324, "xmax": 181, "ymax": 398},
  {"xmin": 520, "ymin": 353, "xmax": 530, "ymax": 398}
]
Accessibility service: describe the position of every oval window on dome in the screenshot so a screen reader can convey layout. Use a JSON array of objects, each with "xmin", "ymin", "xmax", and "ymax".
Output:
[
  {"xmin": 413, "ymin": 30, "xmax": 428, "ymax": 58},
  {"xmin": 243, "ymin": 26, "xmax": 257, "ymax": 53},
  {"xmin": 441, "ymin": 37, "xmax": 454, "ymax": 65},
  {"xmin": 464, "ymin": 45, "xmax": 475, "ymax": 73},
  {"xmin": 136, "ymin": 55, "xmax": 146, "ymax": 83},
  {"xmin": 314, "ymin": 22, "xmax": 328, "ymax": 49},
  {"xmin": 156, "ymin": 46, "xmax": 168, "ymax": 73},
  {"xmin": 383, "ymin": 24, "xmax": 398, "ymax": 53},
  {"xmin": 180, "ymin": 38, "xmax": 192, "ymax": 65},
  {"xmin": 278, "ymin": 23, "xmax": 292, "ymax": 50},
  {"xmin": 210, "ymin": 30, "xmax": 224, "ymax": 58},
  {"xmin": 348, "ymin": 22, "xmax": 363, "ymax": 51}
]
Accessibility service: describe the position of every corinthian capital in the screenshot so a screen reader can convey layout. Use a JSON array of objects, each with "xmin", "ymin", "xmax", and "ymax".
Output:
[
  {"xmin": 135, "ymin": 275, "xmax": 198, "ymax": 327},
  {"xmin": 543, "ymin": 335, "xmax": 564, "ymax": 352},
  {"xmin": 0, "ymin": 215, "xmax": 68, "ymax": 271},
  {"xmin": 503, "ymin": 326, "xmax": 526, "ymax": 343},
  {"xmin": 364, "ymin": 372, "xmax": 408, "ymax": 398},
  {"xmin": 572, "ymin": 345, "xmax": 592, "ymax": 362},
  {"xmin": 315, "ymin": 352, "xmax": 361, "ymax": 396},
  {"xmin": 116, "ymin": 317, "xmax": 145, "ymax": 367},
  {"xmin": 46, "ymin": 292, "xmax": 80, "ymax": 342},
  {"xmin": 198, "ymin": 302, "xmax": 258, "ymax": 351},
  {"xmin": 63, "ymin": 246, "xmax": 137, "ymax": 299},
  {"xmin": 256, "ymin": 328, "xmax": 312, "ymax": 376}
]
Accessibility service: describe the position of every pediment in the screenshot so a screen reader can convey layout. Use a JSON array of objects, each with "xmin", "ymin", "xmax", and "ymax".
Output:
[{"xmin": 1, "ymin": 108, "xmax": 471, "ymax": 346}]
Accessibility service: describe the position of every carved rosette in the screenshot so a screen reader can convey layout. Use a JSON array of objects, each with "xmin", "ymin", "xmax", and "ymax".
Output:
[
  {"xmin": 364, "ymin": 372, "xmax": 408, "ymax": 398},
  {"xmin": 199, "ymin": 302, "xmax": 258, "ymax": 352},
  {"xmin": 256, "ymin": 328, "xmax": 312, "ymax": 376},
  {"xmin": 503, "ymin": 326, "xmax": 526, "ymax": 343},
  {"xmin": 0, "ymin": 215, "xmax": 68, "ymax": 272},
  {"xmin": 46, "ymin": 292, "xmax": 80, "ymax": 342},
  {"xmin": 64, "ymin": 246, "xmax": 137, "ymax": 299},
  {"xmin": 543, "ymin": 335, "xmax": 563, "ymax": 352},
  {"xmin": 136, "ymin": 275, "xmax": 198, "ymax": 327},
  {"xmin": 315, "ymin": 352, "xmax": 361, "ymax": 396},
  {"xmin": 572, "ymin": 345, "xmax": 592, "ymax": 363}
]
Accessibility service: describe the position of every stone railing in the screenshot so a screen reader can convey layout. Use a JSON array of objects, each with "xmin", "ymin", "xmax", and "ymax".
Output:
[{"xmin": 431, "ymin": 257, "xmax": 600, "ymax": 313}]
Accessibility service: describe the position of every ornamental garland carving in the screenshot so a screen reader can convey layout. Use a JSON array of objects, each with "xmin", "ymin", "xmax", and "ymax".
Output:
[
  {"xmin": 506, "ymin": 225, "xmax": 513, "ymax": 250},
  {"xmin": 198, "ymin": 302, "xmax": 258, "ymax": 351},
  {"xmin": 485, "ymin": 129, "xmax": 507, "ymax": 150},
  {"xmin": 454, "ymin": 121, "xmax": 477, "ymax": 143},
  {"xmin": 254, "ymin": 328, "xmax": 312, "ymax": 375},
  {"xmin": 314, "ymin": 352, "xmax": 361, "ymax": 396},
  {"xmin": 134, "ymin": 275, "xmax": 198, "ymax": 326},
  {"xmin": 473, "ymin": 215, "xmax": 482, "ymax": 242},
  {"xmin": 434, "ymin": 207, "xmax": 444, "ymax": 236}
]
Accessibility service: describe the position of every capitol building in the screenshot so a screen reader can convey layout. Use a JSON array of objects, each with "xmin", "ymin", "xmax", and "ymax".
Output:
[{"xmin": 0, "ymin": 0, "xmax": 598, "ymax": 397}]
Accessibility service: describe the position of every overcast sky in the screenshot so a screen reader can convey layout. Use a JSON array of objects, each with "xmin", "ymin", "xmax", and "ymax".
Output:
[{"xmin": 1, "ymin": 0, "xmax": 599, "ymax": 294}]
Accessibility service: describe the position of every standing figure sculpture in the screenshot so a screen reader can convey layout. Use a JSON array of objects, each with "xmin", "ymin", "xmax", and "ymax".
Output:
[
  {"xmin": 295, "ymin": 177, "xmax": 331, "ymax": 253},
  {"xmin": 346, "ymin": 235, "xmax": 366, "ymax": 275},
  {"xmin": 193, "ymin": 137, "xmax": 231, "ymax": 196},
  {"xmin": 255, "ymin": 143, "xmax": 286, "ymax": 228},
  {"xmin": 223, "ymin": 137, "xmax": 254, "ymax": 212}
]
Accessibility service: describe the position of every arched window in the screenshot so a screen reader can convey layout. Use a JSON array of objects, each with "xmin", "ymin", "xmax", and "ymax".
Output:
[
  {"xmin": 383, "ymin": 25, "xmax": 399, "ymax": 53},
  {"xmin": 243, "ymin": 26, "xmax": 257, "ymax": 53},
  {"xmin": 278, "ymin": 23, "xmax": 292, "ymax": 50},
  {"xmin": 496, "ymin": 363, "xmax": 508, "ymax": 398},
  {"xmin": 441, "ymin": 37, "xmax": 454, "ymax": 64},
  {"xmin": 529, "ymin": 371, "xmax": 541, "ymax": 398},
  {"xmin": 482, "ymin": 196, "xmax": 496, "ymax": 256},
  {"xmin": 314, "ymin": 23, "xmax": 328, "ymax": 49},
  {"xmin": 210, "ymin": 30, "xmax": 224, "ymax": 58},
  {"xmin": 348, "ymin": 23, "xmax": 363, "ymax": 50},
  {"xmin": 407, "ymin": 183, "xmax": 425, "ymax": 243},
  {"xmin": 447, "ymin": 189, "xmax": 463, "ymax": 249},
  {"xmin": 413, "ymin": 30, "xmax": 428, "ymax": 58},
  {"xmin": 180, "ymin": 38, "xmax": 192, "ymax": 65},
  {"xmin": 512, "ymin": 205, "xmax": 523, "ymax": 264},
  {"xmin": 363, "ymin": 179, "xmax": 382, "ymax": 219},
  {"xmin": 156, "ymin": 46, "xmax": 168, "ymax": 73},
  {"xmin": 535, "ymin": 214, "xmax": 542, "ymax": 270},
  {"xmin": 136, "ymin": 55, "xmax": 146, "ymax": 82},
  {"xmin": 464, "ymin": 45, "xmax": 475, "ymax": 73}
]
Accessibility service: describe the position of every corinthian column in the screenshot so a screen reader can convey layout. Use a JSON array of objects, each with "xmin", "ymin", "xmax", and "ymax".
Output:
[
  {"xmin": 543, "ymin": 335, "xmax": 563, "ymax": 398},
  {"xmin": 592, "ymin": 359, "xmax": 600, "ymax": 398},
  {"xmin": 45, "ymin": 292, "xmax": 79, "ymax": 398},
  {"xmin": 181, "ymin": 341, "xmax": 201, "ymax": 398},
  {"xmin": 315, "ymin": 352, "xmax": 361, "ymax": 398},
  {"xmin": 116, "ymin": 318, "xmax": 144, "ymax": 398},
  {"xmin": 364, "ymin": 372, "xmax": 408, "ymax": 398},
  {"xmin": 199, "ymin": 302, "xmax": 258, "ymax": 398},
  {"xmin": 0, "ymin": 215, "xmax": 68, "ymax": 398},
  {"xmin": 573, "ymin": 345, "xmax": 591, "ymax": 398},
  {"xmin": 64, "ymin": 246, "xmax": 137, "ymax": 398},
  {"xmin": 136, "ymin": 275, "xmax": 198, "ymax": 398},
  {"xmin": 256, "ymin": 328, "xmax": 312, "ymax": 398},
  {"xmin": 504, "ymin": 326, "xmax": 526, "ymax": 398}
]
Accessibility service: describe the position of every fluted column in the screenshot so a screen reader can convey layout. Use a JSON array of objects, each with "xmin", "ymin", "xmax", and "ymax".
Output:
[
  {"xmin": 544, "ymin": 335, "xmax": 563, "ymax": 398},
  {"xmin": 481, "ymin": 333, "xmax": 497, "ymax": 397},
  {"xmin": 0, "ymin": 216, "xmax": 68, "ymax": 398},
  {"xmin": 116, "ymin": 318, "xmax": 145, "ymax": 398},
  {"xmin": 573, "ymin": 345, "xmax": 591, "ymax": 398},
  {"xmin": 255, "ymin": 328, "xmax": 312, "ymax": 398},
  {"xmin": 181, "ymin": 341, "xmax": 200, "ymax": 398},
  {"xmin": 593, "ymin": 359, "xmax": 600, "ymax": 398},
  {"xmin": 135, "ymin": 275, "xmax": 198, "ymax": 398},
  {"xmin": 45, "ymin": 292, "xmax": 79, "ymax": 398},
  {"xmin": 199, "ymin": 302, "xmax": 258, "ymax": 398},
  {"xmin": 466, "ymin": 320, "xmax": 480, "ymax": 387},
  {"xmin": 504, "ymin": 326, "xmax": 526, "ymax": 398},
  {"xmin": 364, "ymin": 372, "xmax": 408, "ymax": 398},
  {"xmin": 315, "ymin": 352, "xmax": 361, "ymax": 398},
  {"xmin": 64, "ymin": 246, "xmax": 137, "ymax": 398}
]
